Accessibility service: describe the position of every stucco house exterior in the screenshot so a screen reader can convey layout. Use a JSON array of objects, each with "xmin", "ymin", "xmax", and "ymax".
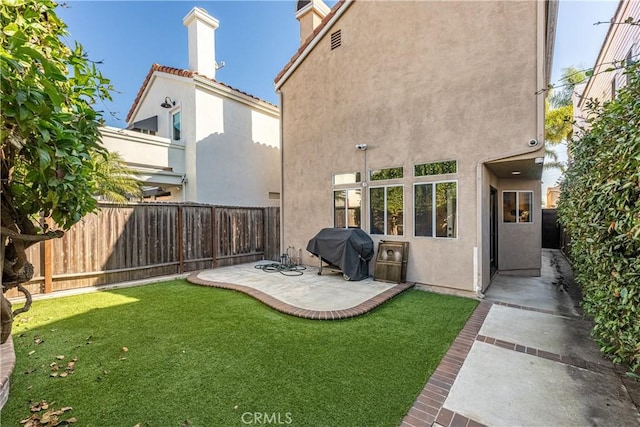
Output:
[
  {"xmin": 275, "ymin": 0, "xmax": 558, "ymax": 293},
  {"xmin": 574, "ymin": 0, "xmax": 639, "ymax": 131},
  {"xmin": 101, "ymin": 7, "xmax": 280, "ymax": 206}
]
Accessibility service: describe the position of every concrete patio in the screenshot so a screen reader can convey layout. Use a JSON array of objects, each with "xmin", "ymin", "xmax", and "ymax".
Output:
[{"xmin": 188, "ymin": 262, "xmax": 413, "ymax": 319}]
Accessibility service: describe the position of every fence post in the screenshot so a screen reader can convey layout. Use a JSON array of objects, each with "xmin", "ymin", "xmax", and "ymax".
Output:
[
  {"xmin": 177, "ymin": 205, "xmax": 184, "ymax": 273},
  {"xmin": 43, "ymin": 238, "xmax": 53, "ymax": 293},
  {"xmin": 211, "ymin": 206, "xmax": 218, "ymax": 268},
  {"xmin": 263, "ymin": 207, "xmax": 268, "ymax": 261}
]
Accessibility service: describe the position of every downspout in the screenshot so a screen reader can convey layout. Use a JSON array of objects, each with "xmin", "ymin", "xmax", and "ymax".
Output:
[
  {"xmin": 474, "ymin": 0, "xmax": 547, "ymax": 297},
  {"xmin": 181, "ymin": 174, "xmax": 187, "ymax": 202},
  {"xmin": 278, "ymin": 90, "xmax": 285, "ymax": 258}
]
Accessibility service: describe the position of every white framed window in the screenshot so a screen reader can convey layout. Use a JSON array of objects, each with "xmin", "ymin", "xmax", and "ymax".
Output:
[
  {"xmin": 414, "ymin": 181, "xmax": 457, "ymax": 238},
  {"xmin": 414, "ymin": 160, "xmax": 457, "ymax": 177},
  {"xmin": 333, "ymin": 172, "xmax": 361, "ymax": 185},
  {"xmin": 625, "ymin": 47, "xmax": 635, "ymax": 86},
  {"xmin": 172, "ymin": 110, "xmax": 181, "ymax": 141},
  {"xmin": 369, "ymin": 185, "xmax": 403, "ymax": 235},
  {"xmin": 333, "ymin": 189, "xmax": 362, "ymax": 228},
  {"xmin": 370, "ymin": 166, "xmax": 403, "ymax": 181},
  {"xmin": 503, "ymin": 191, "xmax": 533, "ymax": 223}
]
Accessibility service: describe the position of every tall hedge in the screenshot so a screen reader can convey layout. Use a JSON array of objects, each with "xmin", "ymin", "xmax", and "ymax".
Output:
[{"xmin": 558, "ymin": 63, "xmax": 639, "ymax": 372}]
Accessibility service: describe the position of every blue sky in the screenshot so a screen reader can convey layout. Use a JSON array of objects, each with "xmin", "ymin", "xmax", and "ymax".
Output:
[
  {"xmin": 551, "ymin": 0, "xmax": 619, "ymax": 83},
  {"xmin": 57, "ymin": 0, "xmax": 618, "ymax": 128},
  {"xmin": 57, "ymin": 0, "xmax": 337, "ymax": 127}
]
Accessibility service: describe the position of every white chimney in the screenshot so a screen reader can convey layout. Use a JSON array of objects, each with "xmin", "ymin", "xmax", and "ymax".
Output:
[
  {"xmin": 296, "ymin": 0, "xmax": 330, "ymax": 44},
  {"xmin": 183, "ymin": 7, "xmax": 219, "ymax": 79}
]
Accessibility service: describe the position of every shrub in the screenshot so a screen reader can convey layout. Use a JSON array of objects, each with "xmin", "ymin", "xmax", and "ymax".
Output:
[{"xmin": 558, "ymin": 62, "xmax": 639, "ymax": 373}]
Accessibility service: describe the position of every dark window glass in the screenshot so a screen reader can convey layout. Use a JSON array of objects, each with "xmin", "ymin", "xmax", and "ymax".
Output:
[
  {"xmin": 172, "ymin": 111, "xmax": 181, "ymax": 140},
  {"xmin": 370, "ymin": 167, "xmax": 403, "ymax": 181},
  {"xmin": 414, "ymin": 160, "xmax": 457, "ymax": 177}
]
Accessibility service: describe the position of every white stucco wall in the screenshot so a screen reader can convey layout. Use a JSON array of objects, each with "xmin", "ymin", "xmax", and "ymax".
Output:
[
  {"xmin": 193, "ymin": 82, "xmax": 280, "ymax": 207},
  {"xmin": 100, "ymin": 127, "xmax": 185, "ymax": 177},
  {"xmin": 99, "ymin": 126, "xmax": 186, "ymax": 202},
  {"xmin": 127, "ymin": 73, "xmax": 280, "ymax": 207}
]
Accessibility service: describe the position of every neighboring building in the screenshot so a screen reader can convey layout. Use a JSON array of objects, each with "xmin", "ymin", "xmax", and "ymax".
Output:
[
  {"xmin": 102, "ymin": 7, "xmax": 281, "ymax": 206},
  {"xmin": 546, "ymin": 186, "xmax": 561, "ymax": 209},
  {"xmin": 100, "ymin": 126, "xmax": 186, "ymax": 200},
  {"xmin": 574, "ymin": 0, "xmax": 640, "ymax": 131},
  {"xmin": 275, "ymin": 0, "xmax": 558, "ymax": 293}
]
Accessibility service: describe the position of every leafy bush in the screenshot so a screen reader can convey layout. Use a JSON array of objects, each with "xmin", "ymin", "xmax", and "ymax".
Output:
[{"xmin": 558, "ymin": 63, "xmax": 640, "ymax": 372}]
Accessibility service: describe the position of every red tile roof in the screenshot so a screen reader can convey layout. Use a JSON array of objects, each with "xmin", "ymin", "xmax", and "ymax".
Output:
[
  {"xmin": 274, "ymin": 0, "xmax": 348, "ymax": 85},
  {"xmin": 126, "ymin": 63, "xmax": 278, "ymax": 123}
]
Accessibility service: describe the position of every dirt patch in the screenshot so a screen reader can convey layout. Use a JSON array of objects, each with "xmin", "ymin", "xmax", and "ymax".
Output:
[
  {"xmin": 549, "ymin": 250, "xmax": 584, "ymax": 316},
  {"xmin": 552, "ymin": 250, "xmax": 640, "ymax": 415}
]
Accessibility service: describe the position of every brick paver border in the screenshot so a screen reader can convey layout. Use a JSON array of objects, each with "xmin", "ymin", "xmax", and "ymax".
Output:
[
  {"xmin": 401, "ymin": 297, "xmax": 623, "ymax": 427},
  {"xmin": 401, "ymin": 300, "xmax": 492, "ymax": 427},
  {"xmin": 187, "ymin": 272, "xmax": 414, "ymax": 320},
  {"xmin": 475, "ymin": 334, "xmax": 615, "ymax": 375},
  {"xmin": 491, "ymin": 300, "xmax": 579, "ymax": 317}
]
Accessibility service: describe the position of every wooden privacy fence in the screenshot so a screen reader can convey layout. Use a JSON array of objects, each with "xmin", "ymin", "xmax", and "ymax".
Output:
[{"xmin": 9, "ymin": 203, "xmax": 280, "ymax": 298}]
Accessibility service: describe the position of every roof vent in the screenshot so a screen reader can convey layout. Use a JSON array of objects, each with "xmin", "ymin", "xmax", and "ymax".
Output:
[{"xmin": 330, "ymin": 29, "xmax": 341, "ymax": 50}]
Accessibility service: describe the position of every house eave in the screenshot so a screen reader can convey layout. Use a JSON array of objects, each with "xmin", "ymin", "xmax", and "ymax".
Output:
[
  {"xmin": 100, "ymin": 126, "xmax": 184, "ymax": 150},
  {"xmin": 545, "ymin": 0, "xmax": 559, "ymax": 89},
  {"xmin": 194, "ymin": 76, "xmax": 280, "ymax": 117},
  {"xmin": 126, "ymin": 72, "xmax": 193, "ymax": 126}
]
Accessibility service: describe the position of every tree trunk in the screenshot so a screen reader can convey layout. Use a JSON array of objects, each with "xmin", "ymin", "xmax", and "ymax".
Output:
[
  {"xmin": 0, "ymin": 294, "xmax": 12, "ymax": 344},
  {"xmin": 0, "ymin": 235, "xmax": 9, "ymax": 344}
]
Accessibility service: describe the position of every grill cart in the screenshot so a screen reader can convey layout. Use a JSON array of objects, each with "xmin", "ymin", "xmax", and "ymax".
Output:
[{"xmin": 306, "ymin": 228, "xmax": 374, "ymax": 281}]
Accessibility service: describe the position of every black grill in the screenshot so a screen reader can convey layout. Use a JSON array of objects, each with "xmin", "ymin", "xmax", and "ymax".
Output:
[{"xmin": 306, "ymin": 228, "xmax": 374, "ymax": 281}]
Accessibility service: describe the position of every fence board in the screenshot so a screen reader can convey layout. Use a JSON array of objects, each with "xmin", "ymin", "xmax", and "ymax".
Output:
[{"xmin": 7, "ymin": 203, "xmax": 279, "ymax": 297}]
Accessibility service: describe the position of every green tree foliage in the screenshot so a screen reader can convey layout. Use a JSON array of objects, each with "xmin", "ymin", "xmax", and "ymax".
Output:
[
  {"xmin": 545, "ymin": 67, "xmax": 587, "ymax": 146},
  {"xmin": 557, "ymin": 62, "xmax": 640, "ymax": 373},
  {"xmin": 550, "ymin": 66, "xmax": 587, "ymax": 108},
  {"xmin": 544, "ymin": 68, "xmax": 586, "ymax": 176},
  {"xmin": 0, "ymin": 0, "xmax": 114, "ymax": 342},
  {"xmin": 545, "ymin": 100, "xmax": 574, "ymax": 145},
  {"xmin": 543, "ymin": 144, "xmax": 565, "ymax": 173},
  {"xmin": 93, "ymin": 151, "xmax": 141, "ymax": 203}
]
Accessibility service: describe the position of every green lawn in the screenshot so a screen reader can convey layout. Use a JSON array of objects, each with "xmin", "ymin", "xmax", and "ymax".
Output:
[{"xmin": 1, "ymin": 280, "xmax": 477, "ymax": 426}]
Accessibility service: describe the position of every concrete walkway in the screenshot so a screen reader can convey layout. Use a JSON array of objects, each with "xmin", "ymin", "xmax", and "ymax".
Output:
[{"xmin": 402, "ymin": 249, "xmax": 640, "ymax": 427}]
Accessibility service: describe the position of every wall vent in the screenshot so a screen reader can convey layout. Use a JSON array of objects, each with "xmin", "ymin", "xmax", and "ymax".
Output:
[{"xmin": 330, "ymin": 29, "xmax": 341, "ymax": 50}]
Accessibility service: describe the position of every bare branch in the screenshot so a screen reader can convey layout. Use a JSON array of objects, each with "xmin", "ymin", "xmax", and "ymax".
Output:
[
  {"xmin": 12, "ymin": 284, "xmax": 32, "ymax": 317},
  {"xmin": 594, "ymin": 18, "xmax": 640, "ymax": 27},
  {"xmin": 0, "ymin": 226, "xmax": 64, "ymax": 241}
]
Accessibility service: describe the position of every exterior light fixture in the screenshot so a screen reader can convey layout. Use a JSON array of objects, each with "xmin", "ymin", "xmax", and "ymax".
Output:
[
  {"xmin": 511, "ymin": 171, "xmax": 522, "ymax": 175},
  {"xmin": 160, "ymin": 97, "xmax": 175, "ymax": 108}
]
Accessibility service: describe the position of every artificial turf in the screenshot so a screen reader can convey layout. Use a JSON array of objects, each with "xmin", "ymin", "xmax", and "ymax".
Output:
[{"xmin": 1, "ymin": 280, "xmax": 478, "ymax": 426}]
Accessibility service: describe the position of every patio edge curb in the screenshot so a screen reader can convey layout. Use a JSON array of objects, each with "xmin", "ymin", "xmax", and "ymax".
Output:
[
  {"xmin": 186, "ymin": 271, "xmax": 414, "ymax": 320},
  {"xmin": 0, "ymin": 336, "xmax": 15, "ymax": 410}
]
